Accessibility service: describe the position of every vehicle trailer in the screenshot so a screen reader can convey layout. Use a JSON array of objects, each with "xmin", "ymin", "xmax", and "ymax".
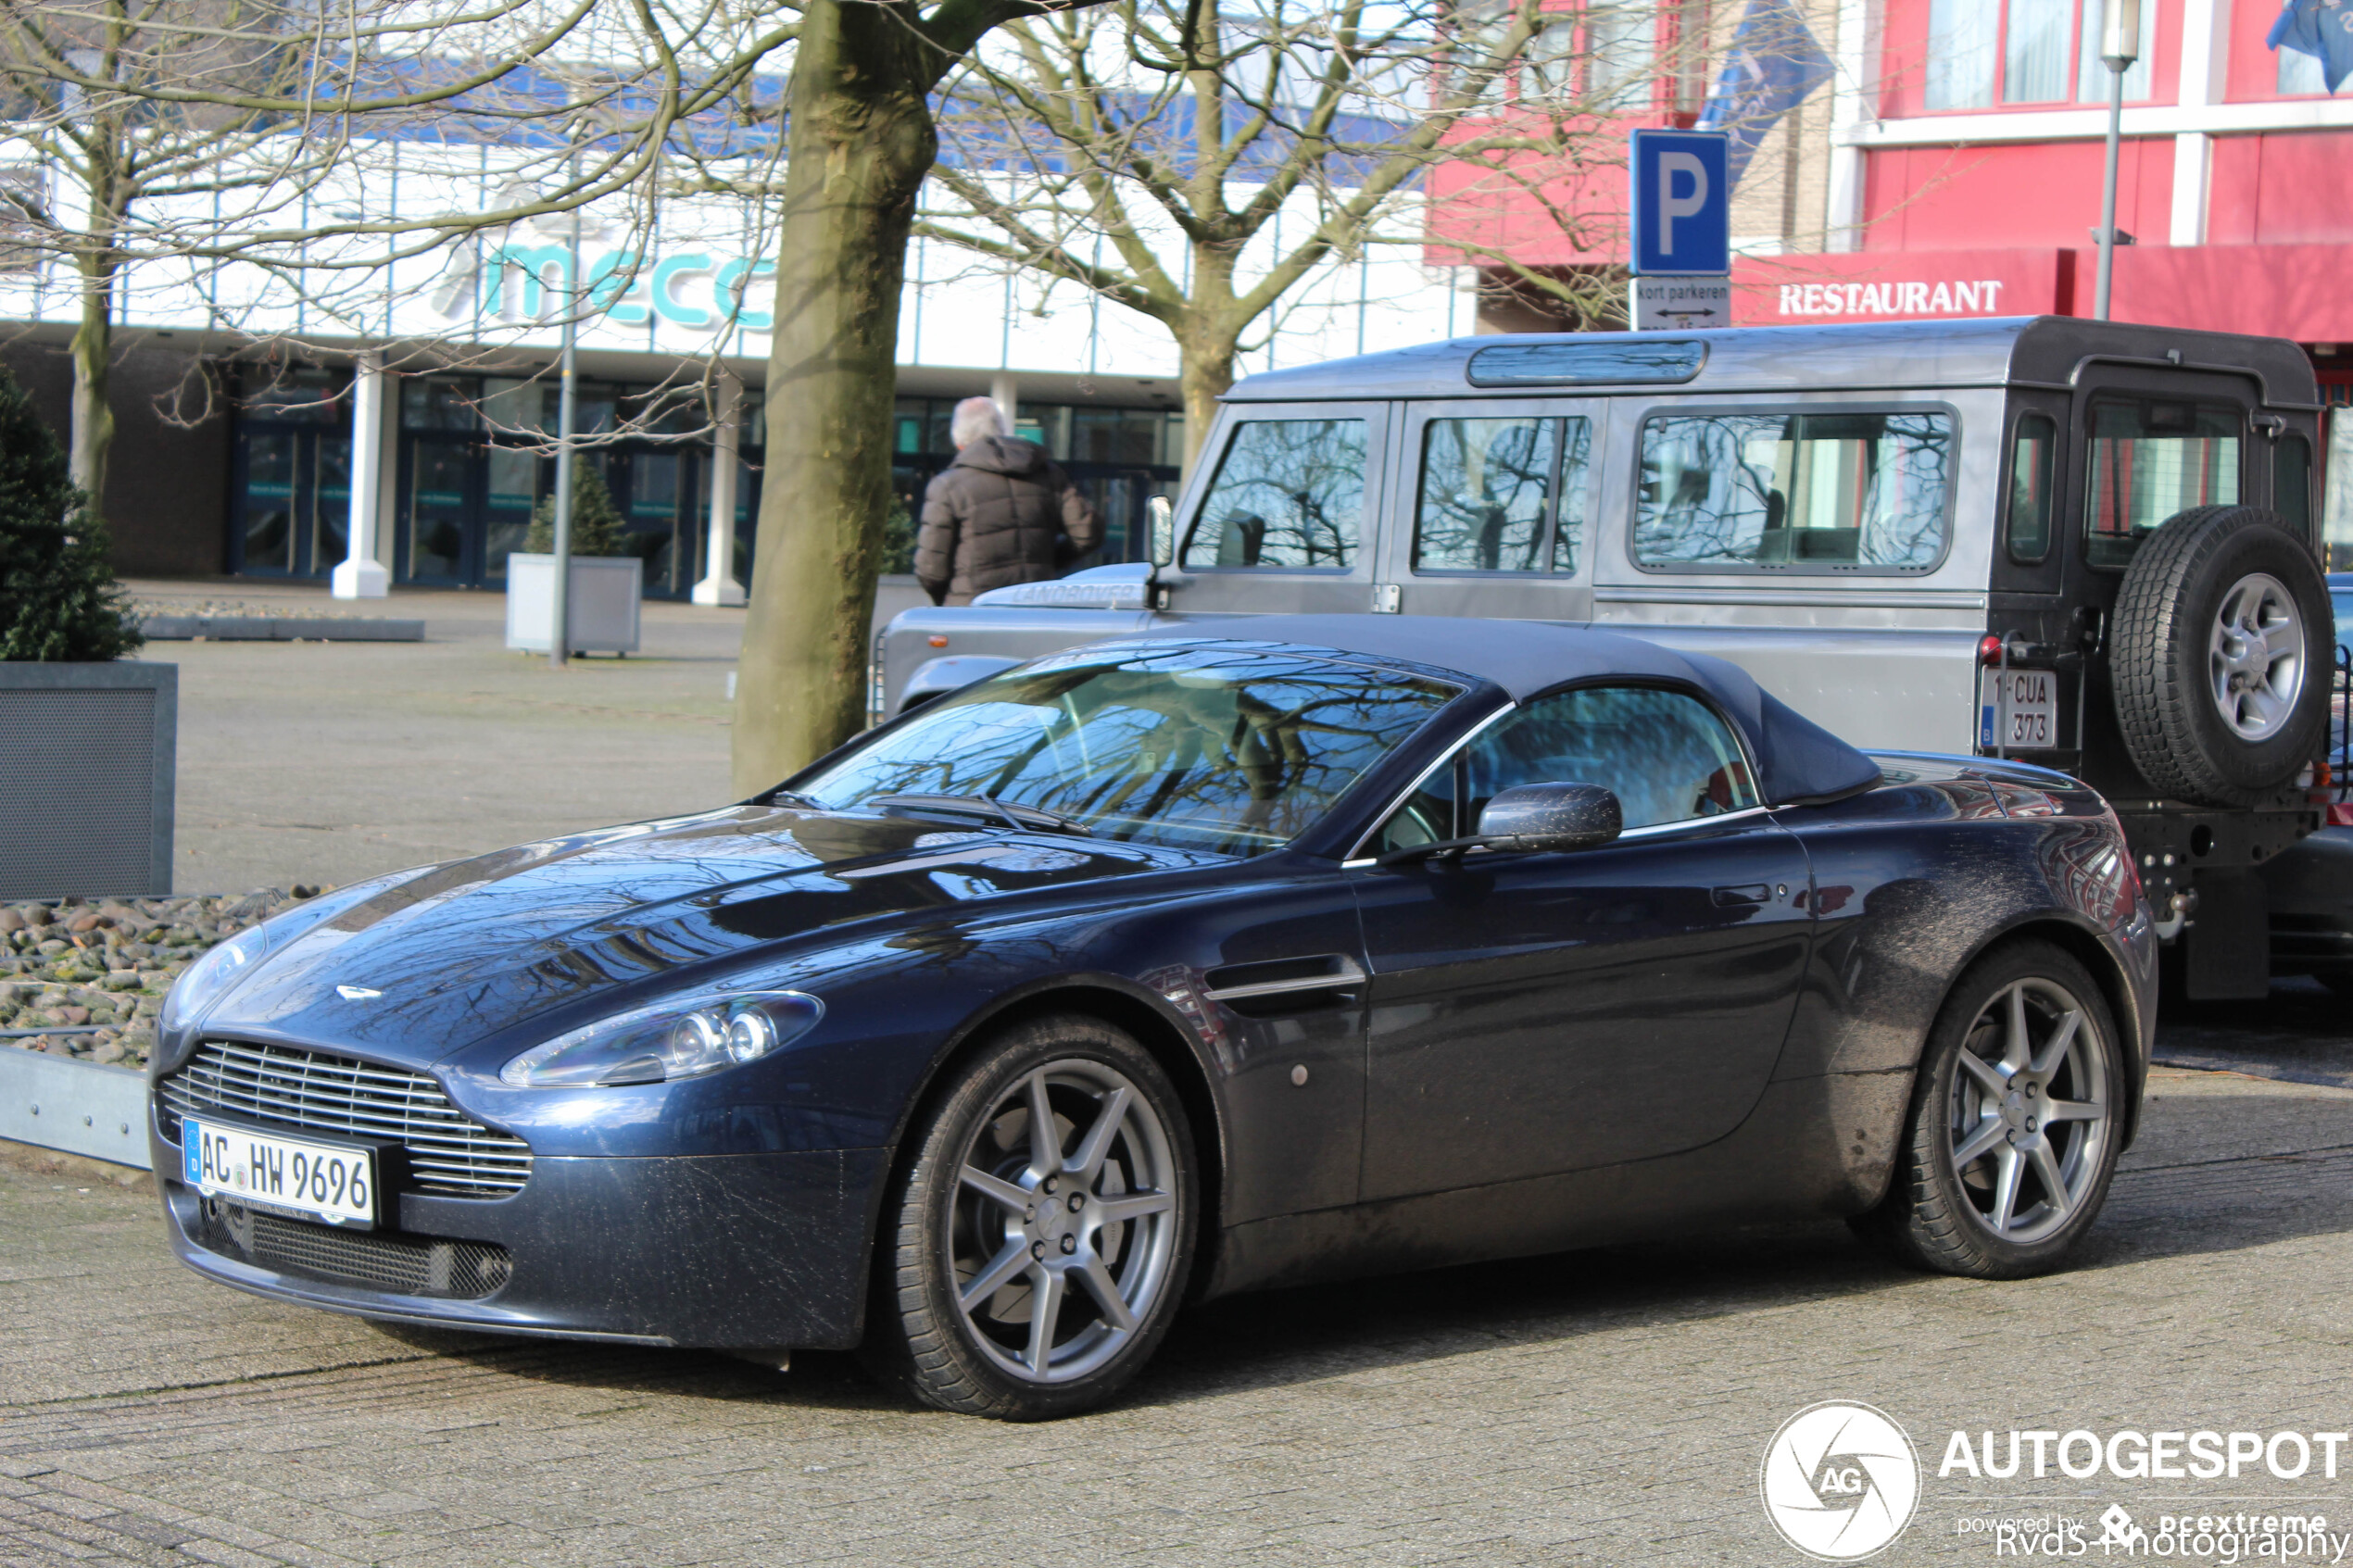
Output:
[{"xmin": 875, "ymin": 317, "xmax": 2338, "ymax": 999}]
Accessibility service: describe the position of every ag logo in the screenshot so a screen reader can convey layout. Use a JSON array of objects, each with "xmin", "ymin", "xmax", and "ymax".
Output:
[{"xmin": 1760, "ymin": 1401, "xmax": 1919, "ymax": 1561}]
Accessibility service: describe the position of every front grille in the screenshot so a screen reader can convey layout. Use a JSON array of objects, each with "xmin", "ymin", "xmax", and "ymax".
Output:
[
  {"xmin": 157, "ymin": 1040, "xmax": 532, "ymax": 1198},
  {"xmin": 195, "ymin": 1200, "xmax": 511, "ymax": 1298}
]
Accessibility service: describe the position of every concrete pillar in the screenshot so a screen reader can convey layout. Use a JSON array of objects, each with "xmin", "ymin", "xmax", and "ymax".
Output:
[
  {"xmin": 2171, "ymin": 0, "xmax": 2229, "ymax": 247},
  {"xmin": 1823, "ymin": 0, "xmax": 1872, "ymax": 255},
  {"xmin": 692, "ymin": 372, "xmax": 746, "ymax": 608},
  {"xmin": 989, "ymin": 371, "xmax": 1018, "ymax": 433},
  {"xmin": 331, "ymin": 351, "xmax": 391, "ymax": 599}
]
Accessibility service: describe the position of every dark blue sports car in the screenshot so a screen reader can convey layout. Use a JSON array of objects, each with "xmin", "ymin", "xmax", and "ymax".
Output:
[{"xmin": 150, "ymin": 618, "xmax": 2156, "ymax": 1419}]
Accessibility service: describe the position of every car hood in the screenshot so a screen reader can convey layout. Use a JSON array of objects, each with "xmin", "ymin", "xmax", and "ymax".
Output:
[{"xmin": 191, "ymin": 803, "xmax": 1217, "ymax": 1067}]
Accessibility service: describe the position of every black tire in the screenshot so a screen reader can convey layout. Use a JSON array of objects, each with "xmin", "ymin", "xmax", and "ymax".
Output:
[
  {"xmin": 861, "ymin": 1014, "xmax": 1197, "ymax": 1420},
  {"xmin": 2110, "ymin": 504, "xmax": 2332, "ymax": 807},
  {"xmin": 1853, "ymin": 941, "xmax": 2124, "ymax": 1279}
]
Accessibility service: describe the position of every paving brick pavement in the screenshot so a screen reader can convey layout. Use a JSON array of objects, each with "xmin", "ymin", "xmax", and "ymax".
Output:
[{"xmin": 7, "ymin": 1068, "xmax": 2353, "ymax": 1565}]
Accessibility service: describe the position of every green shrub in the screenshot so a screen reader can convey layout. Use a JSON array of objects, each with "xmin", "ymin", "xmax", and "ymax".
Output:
[
  {"xmin": 881, "ymin": 495, "xmax": 916, "ymax": 575},
  {"xmin": 0, "ymin": 365, "xmax": 140, "ymax": 661},
  {"xmin": 522, "ymin": 461, "xmax": 634, "ymax": 558}
]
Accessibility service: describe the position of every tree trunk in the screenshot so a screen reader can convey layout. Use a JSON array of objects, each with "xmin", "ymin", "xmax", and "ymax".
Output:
[
  {"xmin": 730, "ymin": 0, "xmax": 939, "ymax": 794},
  {"xmin": 1176, "ymin": 341, "xmax": 1235, "ymax": 476},
  {"xmin": 68, "ymin": 252, "xmax": 117, "ymax": 519},
  {"xmin": 1175, "ymin": 242, "xmax": 1241, "ymax": 473}
]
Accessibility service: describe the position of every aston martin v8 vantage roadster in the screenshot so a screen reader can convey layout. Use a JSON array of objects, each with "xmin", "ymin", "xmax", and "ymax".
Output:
[{"xmin": 152, "ymin": 617, "xmax": 2156, "ymax": 1419}]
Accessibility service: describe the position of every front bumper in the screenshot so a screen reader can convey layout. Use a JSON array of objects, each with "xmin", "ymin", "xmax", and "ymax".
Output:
[{"xmin": 154, "ymin": 1118, "xmax": 889, "ymax": 1349}]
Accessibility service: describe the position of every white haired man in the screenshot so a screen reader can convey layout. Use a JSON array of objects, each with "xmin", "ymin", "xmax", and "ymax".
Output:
[{"xmin": 914, "ymin": 395, "xmax": 1101, "ymax": 606}]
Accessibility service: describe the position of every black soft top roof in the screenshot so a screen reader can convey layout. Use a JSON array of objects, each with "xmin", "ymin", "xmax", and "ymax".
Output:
[{"xmin": 1114, "ymin": 614, "xmax": 1886, "ymax": 809}]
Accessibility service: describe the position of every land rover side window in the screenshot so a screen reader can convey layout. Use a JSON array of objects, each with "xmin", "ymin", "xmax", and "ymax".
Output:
[
  {"xmin": 2084, "ymin": 401, "xmax": 2241, "ymax": 570},
  {"xmin": 1634, "ymin": 410, "xmax": 1953, "ymax": 572},
  {"xmin": 2007, "ymin": 414, "xmax": 2058, "ymax": 564},
  {"xmin": 1413, "ymin": 416, "xmax": 1592, "ymax": 574},
  {"xmin": 1465, "ymin": 685, "xmax": 1758, "ymax": 831},
  {"xmin": 1182, "ymin": 418, "xmax": 1365, "ymax": 570},
  {"xmin": 2275, "ymin": 431, "xmax": 2313, "ymax": 534}
]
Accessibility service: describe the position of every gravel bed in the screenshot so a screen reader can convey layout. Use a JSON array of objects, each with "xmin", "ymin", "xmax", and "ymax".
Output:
[
  {"xmin": 1, "ymin": 889, "xmax": 325, "ymax": 1070},
  {"xmin": 130, "ymin": 596, "xmax": 360, "ymax": 621}
]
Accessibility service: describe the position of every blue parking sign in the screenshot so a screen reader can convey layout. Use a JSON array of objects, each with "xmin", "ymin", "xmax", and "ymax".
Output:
[{"xmin": 1629, "ymin": 129, "xmax": 1730, "ymax": 276}]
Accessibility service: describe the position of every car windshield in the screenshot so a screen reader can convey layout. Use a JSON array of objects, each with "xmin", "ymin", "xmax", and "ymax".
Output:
[{"xmin": 796, "ymin": 644, "xmax": 1465, "ymax": 856}]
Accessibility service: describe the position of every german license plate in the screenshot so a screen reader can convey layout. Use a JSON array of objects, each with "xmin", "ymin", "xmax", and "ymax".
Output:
[
  {"xmin": 1980, "ymin": 668, "xmax": 2057, "ymax": 751},
  {"xmin": 182, "ymin": 1118, "xmax": 376, "ymax": 1227}
]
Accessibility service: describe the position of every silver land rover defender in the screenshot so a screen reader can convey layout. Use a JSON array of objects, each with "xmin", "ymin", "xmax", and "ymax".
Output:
[{"xmin": 875, "ymin": 316, "xmax": 2339, "ymax": 999}]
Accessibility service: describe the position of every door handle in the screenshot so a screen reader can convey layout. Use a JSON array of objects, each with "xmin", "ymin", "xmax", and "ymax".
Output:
[{"xmin": 1711, "ymin": 884, "xmax": 1772, "ymax": 907}]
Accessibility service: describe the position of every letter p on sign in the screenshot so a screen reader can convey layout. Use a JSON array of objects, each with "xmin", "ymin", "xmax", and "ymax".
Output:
[{"xmin": 1630, "ymin": 129, "xmax": 1730, "ymax": 277}]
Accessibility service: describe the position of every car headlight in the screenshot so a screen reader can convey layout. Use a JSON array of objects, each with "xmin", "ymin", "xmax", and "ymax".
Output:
[
  {"xmin": 157, "ymin": 924, "xmax": 270, "ymax": 1035},
  {"xmin": 498, "ymin": 989, "xmax": 824, "ymax": 1088}
]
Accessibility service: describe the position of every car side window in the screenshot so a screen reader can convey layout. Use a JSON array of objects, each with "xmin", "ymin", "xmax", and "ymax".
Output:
[
  {"xmin": 2274, "ymin": 430, "xmax": 2312, "ymax": 534},
  {"xmin": 1182, "ymin": 418, "xmax": 1366, "ymax": 570},
  {"xmin": 2083, "ymin": 400, "xmax": 2242, "ymax": 570},
  {"xmin": 1413, "ymin": 415, "xmax": 1592, "ymax": 574},
  {"xmin": 1634, "ymin": 409, "xmax": 1953, "ymax": 572},
  {"xmin": 1465, "ymin": 685, "xmax": 1758, "ymax": 831},
  {"xmin": 2007, "ymin": 413, "xmax": 2057, "ymax": 564}
]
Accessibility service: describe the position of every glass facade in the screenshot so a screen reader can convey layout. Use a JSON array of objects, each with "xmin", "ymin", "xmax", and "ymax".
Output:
[
  {"xmin": 887, "ymin": 396, "xmax": 1182, "ymax": 573},
  {"xmin": 228, "ymin": 374, "xmax": 1180, "ymax": 595},
  {"xmin": 227, "ymin": 369, "xmax": 355, "ymax": 580}
]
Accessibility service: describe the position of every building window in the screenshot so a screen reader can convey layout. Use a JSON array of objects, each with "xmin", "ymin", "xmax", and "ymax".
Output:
[
  {"xmin": 2004, "ymin": 0, "xmax": 2073, "ymax": 102},
  {"xmin": 2074, "ymin": 0, "xmax": 2152, "ymax": 102},
  {"xmin": 1918, "ymin": 0, "xmax": 2153, "ymax": 112},
  {"xmin": 1586, "ymin": 4, "xmax": 1657, "ymax": 110},
  {"xmin": 1924, "ymin": 0, "xmax": 1998, "ymax": 109},
  {"xmin": 1477, "ymin": 2, "xmax": 1659, "ymax": 111},
  {"xmin": 2278, "ymin": 39, "xmax": 2333, "ymax": 96}
]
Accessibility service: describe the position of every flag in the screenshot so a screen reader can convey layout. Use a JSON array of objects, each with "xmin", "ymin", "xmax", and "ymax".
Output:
[
  {"xmin": 2267, "ymin": 0, "xmax": 2353, "ymax": 94},
  {"xmin": 1694, "ymin": 0, "xmax": 1837, "ymax": 189}
]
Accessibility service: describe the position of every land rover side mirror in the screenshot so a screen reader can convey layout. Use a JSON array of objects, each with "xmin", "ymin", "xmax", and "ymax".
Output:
[
  {"xmin": 1477, "ymin": 782, "xmax": 1622, "ymax": 853},
  {"xmin": 1146, "ymin": 495, "xmax": 1175, "ymax": 568}
]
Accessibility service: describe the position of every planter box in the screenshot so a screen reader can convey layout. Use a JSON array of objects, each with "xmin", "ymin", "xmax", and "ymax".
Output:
[
  {"xmin": 504, "ymin": 554, "xmax": 643, "ymax": 655},
  {"xmin": 0, "ymin": 1047, "xmax": 150, "ymax": 1169},
  {"xmin": 0, "ymin": 661, "xmax": 175, "ymax": 897}
]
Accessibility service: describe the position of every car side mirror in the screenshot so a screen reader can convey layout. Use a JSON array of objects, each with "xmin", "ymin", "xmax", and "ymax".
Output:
[
  {"xmin": 1147, "ymin": 495, "xmax": 1175, "ymax": 568},
  {"xmin": 1476, "ymin": 782, "xmax": 1623, "ymax": 853}
]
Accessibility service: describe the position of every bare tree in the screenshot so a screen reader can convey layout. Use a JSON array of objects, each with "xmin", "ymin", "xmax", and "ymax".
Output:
[
  {"xmin": 0, "ymin": 0, "xmax": 622, "ymax": 511},
  {"xmin": 912, "ymin": 0, "xmax": 1699, "ymax": 465},
  {"xmin": 0, "ymin": 0, "xmax": 1116, "ymax": 788}
]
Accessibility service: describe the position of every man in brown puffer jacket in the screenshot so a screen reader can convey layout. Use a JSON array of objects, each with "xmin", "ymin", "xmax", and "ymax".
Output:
[{"xmin": 915, "ymin": 396, "xmax": 1101, "ymax": 606}]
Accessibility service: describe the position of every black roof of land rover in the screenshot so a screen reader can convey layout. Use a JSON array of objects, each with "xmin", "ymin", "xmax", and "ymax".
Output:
[{"xmin": 1221, "ymin": 316, "xmax": 2320, "ymax": 408}]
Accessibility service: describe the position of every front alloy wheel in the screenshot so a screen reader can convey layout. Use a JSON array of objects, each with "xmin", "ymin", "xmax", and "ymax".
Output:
[
  {"xmin": 1856, "ymin": 941, "xmax": 2125, "ymax": 1278},
  {"xmin": 865, "ymin": 1015, "xmax": 1195, "ymax": 1419}
]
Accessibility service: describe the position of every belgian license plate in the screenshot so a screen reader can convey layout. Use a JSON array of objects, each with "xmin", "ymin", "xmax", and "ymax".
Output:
[
  {"xmin": 182, "ymin": 1118, "xmax": 376, "ymax": 1227},
  {"xmin": 1980, "ymin": 668, "xmax": 2057, "ymax": 751}
]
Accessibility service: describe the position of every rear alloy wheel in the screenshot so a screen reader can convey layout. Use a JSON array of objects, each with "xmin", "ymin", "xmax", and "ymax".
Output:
[
  {"xmin": 864, "ymin": 1015, "xmax": 1196, "ymax": 1419},
  {"xmin": 2110, "ymin": 505, "xmax": 2331, "ymax": 807},
  {"xmin": 1856, "ymin": 942, "xmax": 2123, "ymax": 1278}
]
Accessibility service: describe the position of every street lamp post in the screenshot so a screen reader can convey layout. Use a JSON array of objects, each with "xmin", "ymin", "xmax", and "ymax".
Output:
[
  {"xmin": 2093, "ymin": 0, "xmax": 2141, "ymax": 321},
  {"xmin": 549, "ymin": 153, "xmax": 584, "ymax": 671}
]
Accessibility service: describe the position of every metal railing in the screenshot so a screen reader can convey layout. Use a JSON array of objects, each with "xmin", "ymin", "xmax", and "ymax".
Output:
[{"xmin": 2334, "ymin": 645, "xmax": 2350, "ymax": 807}]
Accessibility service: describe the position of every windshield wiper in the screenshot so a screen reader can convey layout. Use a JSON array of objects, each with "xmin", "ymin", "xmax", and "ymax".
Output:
[
  {"xmin": 766, "ymin": 789, "xmax": 825, "ymax": 810},
  {"xmin": 866, "ymin": 793, "xmax": 1094, "ymax": 837}
]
